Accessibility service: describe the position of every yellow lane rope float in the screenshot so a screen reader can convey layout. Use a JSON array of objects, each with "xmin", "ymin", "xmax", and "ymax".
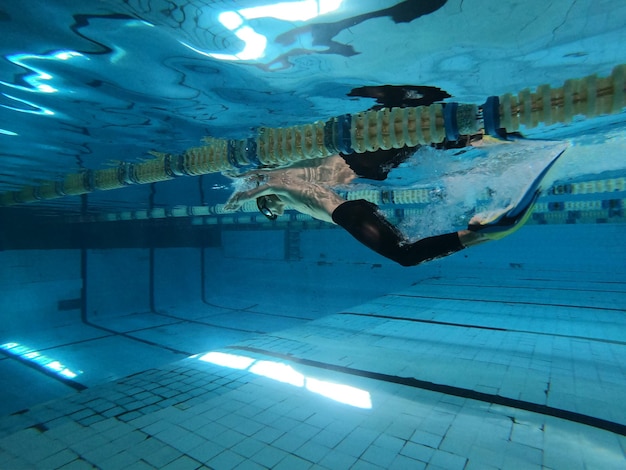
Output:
[{"xmin": 1, "ymin": 64, "xmax": 625, "ymax": 206}]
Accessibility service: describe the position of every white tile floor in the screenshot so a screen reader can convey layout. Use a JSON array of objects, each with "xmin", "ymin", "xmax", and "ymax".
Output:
[{"xmin": 1, "ymin": 270, "xmax": 625, "ymax": 469}]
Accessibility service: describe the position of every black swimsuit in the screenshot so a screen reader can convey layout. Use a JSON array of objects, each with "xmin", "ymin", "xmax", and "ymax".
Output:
[{"xmin": 339, "ymin": 146, "xmax": 413, "ymax": 181}]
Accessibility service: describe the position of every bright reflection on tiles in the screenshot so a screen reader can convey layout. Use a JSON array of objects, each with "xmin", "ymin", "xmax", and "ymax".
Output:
[
  {"xmin": 197, "ymin": 351, "xmax": 372, "ymax": 409},
  {"xmin": 199, "ymin": 351, "xmax": 255, "ymax": 369},
  {"xmin": 0, "ymin": 342, "xmax": 82, "ymax": 379},
  {"xmin": 0, "ymin": 129, "xmax": 18, "ymax": 135},
  {"xmin": 183, "ymin": 0, "xmax": 343, "ymax": 61},
  {"xmin": 249, "ymin": 360, "xmax": 305, "ymax": 387},
  {"xmin": 306, "ymin": 377, "xmax": 372, "ymax": 409}
]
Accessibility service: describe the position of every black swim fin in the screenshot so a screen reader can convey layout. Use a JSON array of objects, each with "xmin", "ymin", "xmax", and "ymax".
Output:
[{"xmin": 468, "ymin": 147, "xmax": 567, "ymax": 239}]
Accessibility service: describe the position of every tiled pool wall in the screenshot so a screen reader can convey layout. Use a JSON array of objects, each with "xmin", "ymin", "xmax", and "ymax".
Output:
[{"xmin": 1, "ymin": 221, "xmax": 624, "ymax": 336}]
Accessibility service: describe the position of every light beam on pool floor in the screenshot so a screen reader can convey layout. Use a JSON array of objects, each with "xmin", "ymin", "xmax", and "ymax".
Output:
[{"xmin": 198, "ymin": 350, "xmax": 372, "ymax": 409}]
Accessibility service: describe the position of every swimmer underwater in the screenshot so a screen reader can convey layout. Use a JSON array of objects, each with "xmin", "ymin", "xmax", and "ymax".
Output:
[
  {"xmin": 223, "ymin": 137, "xmax": 566, "ymax": 267},
  {"xmin": 224, "ymin": 85, "xmax": 565, "ymax": 267}
]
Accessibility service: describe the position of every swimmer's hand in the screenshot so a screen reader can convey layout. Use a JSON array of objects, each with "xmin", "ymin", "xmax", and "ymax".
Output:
[
  {"xmin": 222, "ymin": 172, "xmax": 269, "ymax": 211},
  {"xmin": 223, "ymin": 178, "xmax": 278, "ymax": 212},
  {"xmin": 224, "ymin": 192, "xmax": 250, "ymax": 212},
  {"xmin": 223, "ymin": 195, "xmax": 241, "ymax": 212}
]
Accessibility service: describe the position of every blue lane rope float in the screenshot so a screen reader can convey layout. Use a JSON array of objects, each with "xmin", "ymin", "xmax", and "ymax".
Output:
[
  {"xmin": 481, "ymin": 96, "xmax": 502, "ymax": 138},
  {"xmin": 1, "ymin": 65, "xmax": 625, "ymax": 206}
]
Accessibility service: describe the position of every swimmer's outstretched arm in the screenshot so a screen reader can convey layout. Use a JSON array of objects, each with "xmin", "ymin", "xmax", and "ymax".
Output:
[
  {"xmin": 224, "ymin": 176, "xmax": 346, "ymax": 223},
  {"xmin": 223, "ymin": 182, "xmax": 277, "ymax": 211}
]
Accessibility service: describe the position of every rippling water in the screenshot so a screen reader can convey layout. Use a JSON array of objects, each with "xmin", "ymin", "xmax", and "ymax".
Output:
[{"xmin": 0, "ymin": 0, "xmax": 625, "ymax": 199}]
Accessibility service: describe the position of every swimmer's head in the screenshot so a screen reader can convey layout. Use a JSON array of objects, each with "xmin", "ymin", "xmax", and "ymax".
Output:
[{"xmin": 256, "ymin": 194, "xmax": 284, "ymax": 220}]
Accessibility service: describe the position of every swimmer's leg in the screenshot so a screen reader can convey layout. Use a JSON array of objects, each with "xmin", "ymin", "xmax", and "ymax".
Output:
[{"xmin": 331, "ymin": 199, "xmax": 465, "ymax": 267}]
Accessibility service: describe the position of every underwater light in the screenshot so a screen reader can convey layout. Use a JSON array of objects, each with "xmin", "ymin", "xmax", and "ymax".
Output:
[
  {"xmin": 0, "ymin": 50, "xmax": 83, "ymax": 93},
  {"xmin": 54, "ymin": 51, "xmax": 82, "ymax": 61},
  {"xmin": 1, "ymin": 93, "xmax": 54, "ymax": 115},
  {"xmin": 219, "ymin": 11, "xmax": 244, "ymax": 30},
  {"xmin": 229, "ymin": 26, "xmax": 267, "ymax": 61},
  {"xmin": 124, "ymin": 19, "xmax": 154, "ymax": 28},
  {"xmin": 109, "ymin": 46, "xmax": 127, "ymax": 65},
  {"xmin": 197, "ymin": 350, "xmax": 372, "ymax": 409},
  {"xmin": 184, "ymin": 21, "xmax": 267, "ymax": 61},
  {"xmin": 185, "ymin": 0, "xmax": 343, "ymax": 61},
  {"xmin": 238, "ymin": 0, "xmax": 343, "ymax": 22},
  {"xmin": 0, "ymin": 129, "xmax": 18, "ymax": 136},
  {"xmin": 0, "ymin": 342, "xmax": 83, "ymax": 381},
  {"xmin": 36, "ymin": 84, "xmax": 56, "ymax": 93}
]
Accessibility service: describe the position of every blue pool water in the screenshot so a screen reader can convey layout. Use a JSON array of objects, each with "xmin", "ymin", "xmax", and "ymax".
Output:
[{"xmin": 0, "ymin": 1, "xmax": 625, "ymax": 469}]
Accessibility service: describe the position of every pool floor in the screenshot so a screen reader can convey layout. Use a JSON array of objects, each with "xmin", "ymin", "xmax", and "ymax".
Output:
[{"xmin": 1, "ymin": 267, "xmax": 624, "ymax": 469}]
